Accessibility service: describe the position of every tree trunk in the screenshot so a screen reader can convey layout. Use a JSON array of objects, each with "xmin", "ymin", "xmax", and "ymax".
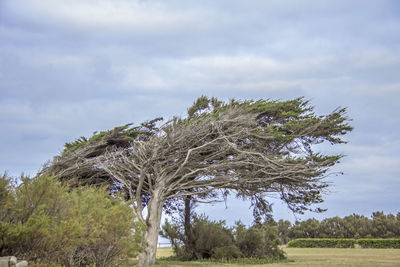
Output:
[
  {"xmin": 184, "ymin": 196, "xmax": 192, "ymax": 239},
  {"xmin": 184, "ymin": 196, "xmax": 195, "ymax": 257},
  {"xmin": 138, "ymin": 191, "xmax": 164, "ymax": 266}
]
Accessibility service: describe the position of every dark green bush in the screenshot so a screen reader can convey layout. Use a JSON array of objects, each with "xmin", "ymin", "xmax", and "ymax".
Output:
[
  {"xmin": 212, "ymin": 245, "xmax": 243, "ymax": 260},
  {"xmin": 162, "ymin": 216, "xmax": 286, "ymax": 261},
  {"xmin": 236, "ymin": 226, "xmax": 264, "ymax": 257},
  {"xmin": 287, "ymin": 238, "xmax": 356, "ymax": 248},
  {"xmin": 236, "ymin": 223, "xmax": 285, "ymax": 259},
  {"xmin": 192, "ymin": 217, "xmax": 234, "ymax": 259},
  {"xmin": 180, "ymin": 216, "xmax": 234, "ymax": 260},
  {"xmin": 357, "ymin": 239, "xmax": 400, "ymax": 248},
  {"xmin": 0, "ymin": 174, "xmax": 144, "ymax": 266},
  {"xmin": 163, "ymin": 215, "xmax": 236, "ymax": 260}
]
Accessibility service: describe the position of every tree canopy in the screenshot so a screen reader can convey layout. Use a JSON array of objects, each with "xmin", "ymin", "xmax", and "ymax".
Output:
[{"xmin": 43, "ymin": 96, "xmax": 352, "ymax": 266}]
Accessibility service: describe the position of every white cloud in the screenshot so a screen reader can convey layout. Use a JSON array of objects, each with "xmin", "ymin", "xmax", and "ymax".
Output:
[
  {"xmin": 117, "ymin": 55, "xmax": 324, "ymax": 91},
  {"xmin": 2, "ymin": 0, "xmax": 213, "ymax": 34},
  {"xmin": 115, "ymin": 51, "xmax": 400, "ymax": 97}
]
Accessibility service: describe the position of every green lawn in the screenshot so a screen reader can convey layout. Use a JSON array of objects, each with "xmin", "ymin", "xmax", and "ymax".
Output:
[{"xmin": 154, "ymin": 247, "xmax": 400, "ymax": 266}]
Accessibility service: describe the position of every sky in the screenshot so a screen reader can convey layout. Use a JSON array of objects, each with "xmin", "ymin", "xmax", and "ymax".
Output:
[{"xmin": 1, "ymin": 0, "xmax": 399, "ymax": 226}]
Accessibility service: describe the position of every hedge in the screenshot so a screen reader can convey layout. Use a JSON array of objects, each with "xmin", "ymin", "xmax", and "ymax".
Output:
[
  {"xmin": 357, "ymin": 239, "xmax": 400, "ymax": 248},
  {"xmin": 287, "ymin": 238, "xmax": 400, "ymax": 248},
  {"xmin": 287, "ymin": 239, "xmax": 356, "ymax": 248}
]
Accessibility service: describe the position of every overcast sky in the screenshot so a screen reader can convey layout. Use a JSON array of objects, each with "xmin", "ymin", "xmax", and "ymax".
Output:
[{"xmin": 1, "ymin": 0, "xmax": 399, "ymax": 225}]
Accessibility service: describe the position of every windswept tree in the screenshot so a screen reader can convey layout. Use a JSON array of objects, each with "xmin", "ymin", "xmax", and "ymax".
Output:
[
  {"xmin": 44, "ymin": 97, "xmax": 351, "ymax": 266},
  {"xmin": 94, "ymin": 97, "xmax": 352, "ymax": 266}
]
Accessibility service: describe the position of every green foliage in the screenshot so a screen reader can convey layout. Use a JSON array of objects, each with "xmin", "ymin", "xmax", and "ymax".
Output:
[
  {"xmin": 64, "ymin": 136, "xmax": 89, "ymax": 152},
  {"xmin": 162, "ymin": 215, "xmax": 235, "ymax": 260},
  {"xmin": 212, "ymin": 245, "xmax": 243, "ymax": 260},
  {"xmin": 289, "ymin": 218, "xmax": 321, "ymax": 239},
  {"xmin": 357, "ymin": 239, "xmax": 400, "ymax": 248},
  {"xmin": 191, "ymin": 217, "xmax": 234, "ymax": 259},
  {"xmin": 236, "ymin": 222, "xmax": 285, "ymax": 259},
  {"xmin": 287, "ymin": 238, "xmax": 356, "ymax": 248},
  {"xmin": 277, "ymin": 219, "xmax": 292, "ymax": 244},
  {"xmin": 0, "ymin": 174, "xmax": 14, "ymax": 221},
  {"xmin": 371, "ymin": 211, "xmax": 399, "ymax": 238},
  {"xmin": 0, "ymin": 175, "xmax": 144, "ymax": 266}
]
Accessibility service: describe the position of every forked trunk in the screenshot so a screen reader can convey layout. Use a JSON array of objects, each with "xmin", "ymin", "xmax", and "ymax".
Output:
[{"xmin": 138, "ymin": 192, "xmax": 164, "ymax": 266}]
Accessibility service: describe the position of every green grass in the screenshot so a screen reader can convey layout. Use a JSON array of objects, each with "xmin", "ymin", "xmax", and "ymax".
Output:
[{"xmin": 154, "ymin": 247, "xmax": 400, "ymax": 266}]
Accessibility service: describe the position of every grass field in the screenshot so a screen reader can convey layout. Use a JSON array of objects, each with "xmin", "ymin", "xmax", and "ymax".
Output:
[{"xmin": 155, "ymin": 247, "xmax": 400, "ymax": 266}]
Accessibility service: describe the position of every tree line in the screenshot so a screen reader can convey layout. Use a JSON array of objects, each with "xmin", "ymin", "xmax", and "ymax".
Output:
[{"xmin": 274, "ymin": 212, "xmax": 400, "ymax": 243}]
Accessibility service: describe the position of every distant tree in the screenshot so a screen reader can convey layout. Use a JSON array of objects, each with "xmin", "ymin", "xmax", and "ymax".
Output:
[
  {"xmin": 396, "ymin": 213, "xmax": 400, "ymax": 237},
  {"xmin": 44, "ymin": 96, "xmax": 352, "ymax": 266},
  {"xmin": 342, "ymin": 213, "xmax": 372, "ymax": 238},
  {"xmin": 287, "ymin": 212, "xmax": 400, "ymax": 240},
  {"xmin": 371, "ymin": 211, "xmax": 399, "ymax": 238},
  {"xmin": 290, "ymin": 218, "xmax": 321, "ymax": 239},
  {"xmin": 319, "ymin": 216, "xmax": 345, "ymax": 238},
  {"xmin": 277, "ymin": 219, "xmax": 292, "ymax": 244}
]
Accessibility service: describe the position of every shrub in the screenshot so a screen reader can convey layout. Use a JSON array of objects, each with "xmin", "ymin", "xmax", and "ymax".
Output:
[
  {"xmin": 162, "ymin": 216, "xmax": 286, "ymax": 261},
  {"xmin": 0, "ymin": 175, "xmax": 144, "ymax": 266},
  {"xmin": 357, "ymin": 239, "xmax": 400, "ymax": 248},
  {"xmin": 236, "ymin": 226, "xmax": 264, "ymax": 257},
  {"xmin": 236, "ymin": 223, "xmax": 285, "ymax": 259},
  {"xmin": 163, "ymin": 215, "xmax": 236, "ymax": 260},
  {"xmin": 287, "ymin": 238, "xmax": 356, "ymax": 248},
  {"xmin": 0, "ymin": 174, "xmax": 13, "ymax": 221},
  {"xmin": 192, "ymin": 216, "xmax": 234, "ymax": 259},
  {"xmin": 212, "ymin": 245, "xmax": 243, "ymax": 260}
]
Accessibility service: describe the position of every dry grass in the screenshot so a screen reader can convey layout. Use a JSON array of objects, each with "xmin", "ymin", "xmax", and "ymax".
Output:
[
  {"xmin": 155, "ymin": 247, "xmax": 400, "ymax": 266},
  {"xmin": 156, "ymin": 247, "xmax": 175, "ymax": 258},
  {"xmin": 271, "ymin": 247, "xmax": 400, "ymax": 267}
]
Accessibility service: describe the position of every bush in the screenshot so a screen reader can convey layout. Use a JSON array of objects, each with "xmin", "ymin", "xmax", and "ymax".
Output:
[
  {"xmin": 287, "ymin": 238, "xmax": 356, "ymax": 248},
  {"xmin": 192, "ymin": 216, "xmax": 234, "ymax": 259},
  {"xmin": 162, "ymin": 215, "xmax": 236, "ymax": 260},
  {"xmin": 0, "ymin": 174, "xmax": 14, "ymax": 221},
  {"xmin": 357, "ymin": 239, "xmax": 400, "ymax": 248},
  {"xmin": 0, "ymin": 174, "xmax": 144, "ymax": 266},
  {"xmin": 212, "ymin": 245, "xmax": 243, "ymax": 260},
  {"xmin": 236, "ymin": 223, "xmax": 285, "ymax": 259},
  {"xmin": 236, "ymin": 226, "xmax": 264, "ymax": 257},
  {"xmin": 162, "ymin": 216, "xmax": 286, "ymax": 261}
]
